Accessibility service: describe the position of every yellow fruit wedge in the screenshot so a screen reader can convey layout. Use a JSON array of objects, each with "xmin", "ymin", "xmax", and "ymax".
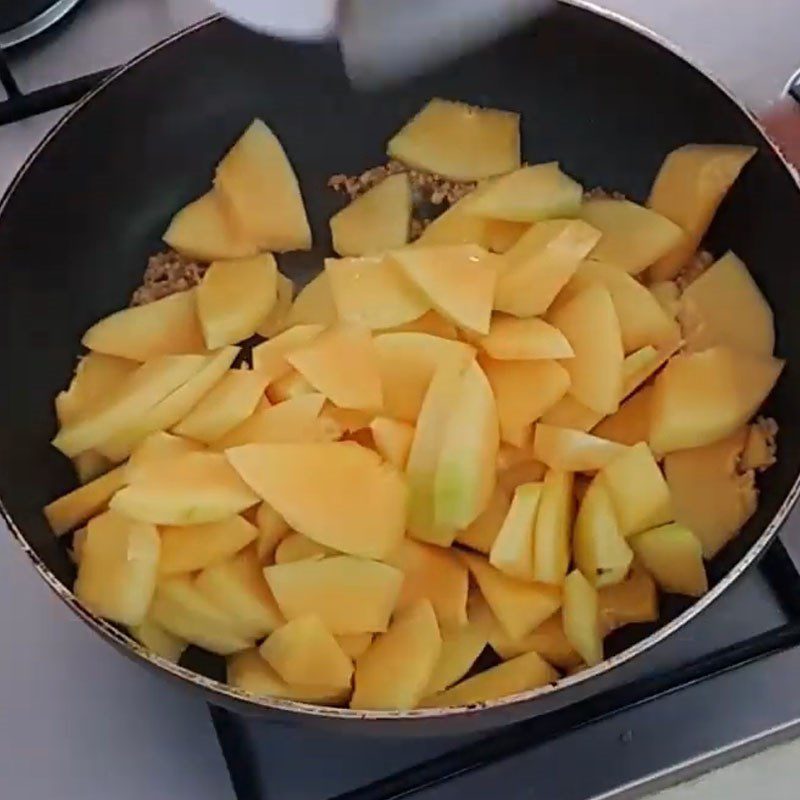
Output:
[
  {"xmin": 387, "ymin": 310, "xmax": 459, "ymax": 338},
  {"xmin": 214, "ymin": 118, "xmax": 311, "ymax": 251},
  {"xmin": 274, "ymin": 532, "xmax": 335, "ymax": 564},
  {"xmin": 385, "ymin": 538, "xmax": 469, "ymax": 630},
  {"xmin": 390, "ymin": 244, "xmax": 497, "ymax": 335},
  {"xmin": 285, "ymin": 273, "xmax": 338, "ymax": 328},
  {"xmin": 260, "ymin": 616, "xmax": 353, "ymax": 690},
  {"xmin": 496, "ymin": 440, "xmax": 539, "ymax": 477},
  {"xmin": 649, "ymin": 346, "xmax": 783, "ymax": 454},
  {"xmin": 111, "ymin": 451, "xmax": 259, "ymax": 525},
  {"xmin": 286, "ymin": 323, "xmax": 382, "ymax": 412},
  {"xmin": 487, "ymin": 610, "xmax": 582, "ymax": 670},
  {"xmin": 650, "ymin": 280, "xmax": 681, "ymax": 318},
  {"xmin": 678, "ymin": 251, "xmax": 774, "ymax": 356},
  {"xmin": 317, "ymin": 404, "xmax": 373, "ymax": 437},
  {"xmin": 469, "ymin": 162, "xmax": 583, "ymax": 222},
  {"xmin": 150, "ymin": 575, "xmax": 253, "ymax": 655},
  {"xmin": 163, "ymin": 189, "xmax": 260, "ymax": 262},
  {"xmin": 214, "ymin": 394, "xmax": 329, "ymax": 448},
  {"xmin": 195, "ymin": 546, "xmax": 285, "ymax": 638},
  {"xmin": 227, "ymin": 441, "xmax": 406, "ymax": 559},
  {"xmin": 495, "ymin": 220, "xmax": 601, "ymax": 317},
  {"xmin": 56, "ymin": 353, "xmax": 138, "ymax": 424},
  {"xmin": 663, "ymin": 428, "xmax": 756, "ymax": 559},
  {"xmin": 482, "ymin": 358, "xmax": 571, "ymax": 446},
  {"xmin": 497, "ymin": 460, "xmax": 547, "ymax": 498},
  {"xmin": 563, "ymin": 569, "xmax": 603, "ymax": 666},
  {"xmin": 489, "ymin": 482, "xmax": 542, "ymax": 581},
  {"xmin": 549, "ymin": 284, "xmax": 624, "ymax": 414},
  {"xmin": 458, "ymin": 550, "xmax": 562, "ymax": 640},
  {"xmin": 540, "ymin": 394, "xmax": 604, "ymax": 432},
  {"xmin": 387, "ymin": 98, "xmax": 520, "ymax": 181},
  {"xmin": 173, "ymin": 368, "xmax": 270, "ymax": 444},
  {"xmin": 52, "ymin": 355, "xmax": 209, "ymax": 457},
  {"xmin": 630, "ymin": 523, "xmax": 708, "ymax": 597},
  {"xmin": 82, "ymin": 289, "xmax": 206, "ymax": 362},
  {"xmin": 98, "ymin": 347, "xmax": 239, "ymax": 461},
  {"xmin": 620, "ymin": 339, "xmax": 682, "ymax": 401},
  {"xmin": 600, "ymin": 442, "xmax": 673, "ymax": 537},
  {"xmin": 330, "ymin": 173, "xmax": 412, "ymax": 256},
  {"xmin": 369, "ymin": 417, "xmax": 415, "ymax": 470},
  {"xmin": 74, "ymin": 510, "xmax": 160, "ymax": 626},
  {"xmin": 574, "ymin": 479, "xmax": 633, "ymax": 587},
  {"xmin": 263, "ymin": 556, "xmax": 403, "ymax": 635},
  {"xmin": 255, "ymin": 501, "xmax": 291, "ymax": 562},
  {"xmin": 422, "ymin": 650, "xmax": 557, "ymax": 707},
  {"xmin": 485, "ymin": 219, "xmax": 529, "ymax": 253},
  {"xmin": 413, "ymin": 180, "xmax": 528, "ymax": 250},
  {"xmin": 197, "ymin": 254, "xmax": 278, "ymax": 348},
  {"xmin": 130, "ymin": 617, "xmax": 187, "ymax": 663},
  {"xmin": 374, "ymin": 331, "xmax": 474, "ymax": 423},
  {"xmin": 125, "ymin": 432, "xmax": 204, "ymax": 483},
  {"xmin": 406, "ymin": 359, "xmax": 470, "ymax": 545},
  {"xmin": 44, "ymin": 465, "xmax": 127, "ymax": 536},
  {"xmin": 598, "ymin": 564, "xmax": 659, "ymax": 633},
  {"xmin": 256, "ymin": 272, "xmax": 295, "ymax": 338},
  {"xmin": 532, "ymin": 470, "xmax": 574, "ymax": 586},
  {"xmin": 435, "ymin": 362, "xmax": 499, "ymax": 532},
  {"xmin": 351, "ymin": 599, "xmax": 441, "ymax": 710},
  {"xmin": 564, "ymin": 260, "xmax": 680, "ymax": 353},
  {"xmin": 227, "ymin": 649, "xmax": 349, "ymax": 704},
  {"xmin": 415, "ymin": 184, "xmax": 494, "ymax": 248},
  {"xmin": 456, "ymin": 486, "xmax": 511, "ymax": 554},
  {"xmin": 648, "ymin": 144, "xmax": 756, "ymax": 281},
  {"xmin": 580, "ymin": 198, "xmax": 685, "ymax": 275},
  {"xmin": 264, "ymin": 370, "xmax": 314, "ymax": 404},
  {"xmin": 592, "ymin": 386, "xmax": 653, "ymax": 447},
  {"xmin": 533, "ymin": 424, "xmax": 628, "ymax": 472},
  {"xmin": 335, "ymin": 634, "xmax": 374, "ymax": 660},
  {"xmin": 325, "ymin": 255, "xmax": 429, "ymax": 330},
  {"xmin": 251, "ymin": 324, "xmax": 323, "ymax": 382},
  {"xmin": 422, "ymin": 620, "xmax": 489, "ymax": 697},
  {"xmin": 477, "ymin": 316, "xmax": 574, "ymax": 360},
  {"xmin": 72, "ymin": 451, "xmax": 112, "ymax": 484},
  {"xmin": 158, "ymin": 514, "xmax": 259, "ymax": 575}
]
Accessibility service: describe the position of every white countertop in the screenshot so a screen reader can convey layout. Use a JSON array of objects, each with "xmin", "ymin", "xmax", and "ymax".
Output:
[{"xmin": 1, "ymin": 2, "xmax": 799, "ymax": 799}]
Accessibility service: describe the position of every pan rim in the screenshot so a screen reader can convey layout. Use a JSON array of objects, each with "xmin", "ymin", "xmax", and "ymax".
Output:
[{"xmin": 2, "ymin": 1, "xmax": 799, "ymax": 723}]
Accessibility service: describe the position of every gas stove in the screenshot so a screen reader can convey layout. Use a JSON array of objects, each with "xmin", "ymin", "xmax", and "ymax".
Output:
[
  {"xmin": 2, "ymin": 2, "xmax": 800, "ymax": 800},
  {"xmin": 0, "ymin": 0, "xmax": 83, "ymax": 48}
]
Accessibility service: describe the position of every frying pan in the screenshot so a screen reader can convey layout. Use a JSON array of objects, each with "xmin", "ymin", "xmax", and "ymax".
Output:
[{"xmin": 1, "ymin": 1, "xmax": 799, "ymax": 735}]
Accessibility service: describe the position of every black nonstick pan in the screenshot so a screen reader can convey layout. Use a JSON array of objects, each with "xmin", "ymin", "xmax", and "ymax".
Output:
[{"xmin": 2, "ymin": 1, "xmax": 800, "ymax": 735}]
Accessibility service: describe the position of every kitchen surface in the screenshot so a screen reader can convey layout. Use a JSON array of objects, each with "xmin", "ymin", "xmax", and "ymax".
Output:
[{"xmin": 2, "ymin": 1, "xmax": 800, "ymax": 799}]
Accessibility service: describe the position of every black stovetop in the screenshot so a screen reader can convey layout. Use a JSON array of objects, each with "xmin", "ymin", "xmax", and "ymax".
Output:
[{"xmin": 210, "ymin": 536, "xmax": 800, "ymax": 800}]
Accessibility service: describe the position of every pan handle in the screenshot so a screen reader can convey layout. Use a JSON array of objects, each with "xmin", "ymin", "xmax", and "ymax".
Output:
[{"xmin": 760, "ymin": 69, "xmax": 800, "ymax": 167}]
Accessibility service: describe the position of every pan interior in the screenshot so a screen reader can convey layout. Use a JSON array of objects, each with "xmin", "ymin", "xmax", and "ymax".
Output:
[{"xmin": 0, "ymin": 4, "xmax": 799, "ymax": 720}]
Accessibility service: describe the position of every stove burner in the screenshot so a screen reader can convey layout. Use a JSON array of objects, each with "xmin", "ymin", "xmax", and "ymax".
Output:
[{"xmin": 0, "ymin": 0, "xmax": 83, "ymax": 48}]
